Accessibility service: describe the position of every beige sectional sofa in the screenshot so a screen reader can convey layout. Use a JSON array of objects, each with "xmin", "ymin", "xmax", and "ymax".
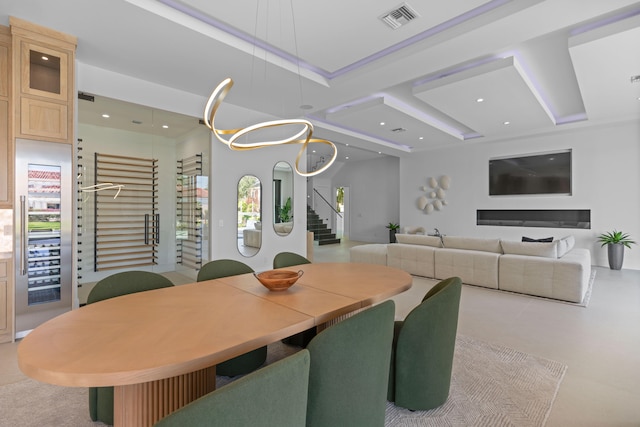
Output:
[{"xmin": 350, "ymin": 234, "xmax": 591, "ymax": 303}]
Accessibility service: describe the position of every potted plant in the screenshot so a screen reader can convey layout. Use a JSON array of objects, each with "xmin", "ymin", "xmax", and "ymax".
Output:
[
  {"xmin": 386, "ymin": 222, "xmax": 400, "ymax": 243},
  {"xmin": 279, "ymin": 197, "xmax": 292, "ymax": 223},
  {"xmin": 597, "ymin": 230, "xmax": 636, "ymax": 270}
]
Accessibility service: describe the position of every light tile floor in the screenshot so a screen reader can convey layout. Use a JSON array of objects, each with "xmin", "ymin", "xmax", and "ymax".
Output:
[
  {"xmin": 2, "ymin": 240, "xmax": 639, "ymax": 426},
  {"xmin": 313, "ymin": 240, "xmax": 640, "ymax": 427}
]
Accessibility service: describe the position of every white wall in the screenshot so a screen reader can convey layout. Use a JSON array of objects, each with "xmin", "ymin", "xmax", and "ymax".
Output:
[
  {"xmin": 210, "ymin": 140, "xmax": 308, "ymax": 271},
  {"xmin": 325, "ymin": 156, "xmax": 400, "ymax": 243},
  {"xmin": 399, "ymin": 120, "xmax": 640, "ymax": 269}
]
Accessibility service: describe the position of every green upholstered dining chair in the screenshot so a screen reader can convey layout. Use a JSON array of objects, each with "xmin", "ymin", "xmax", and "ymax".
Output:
[
  {"xmin": 155, "ymin": 349, "xmax": 310, "ymax": 427},
  {"xmin": 86, "ymin": 270, "xmax": 175, "ymax": 426},
  {"xmin": 273, "ymin": 251, "xmax": 311, "ymax": 269},
  {"xmin": 387, "ymin": 276, "xmax": 462, "ymax": 411},
  {"xmin": 272, "ymin": 252, "xmax": 315, "ymax": 347},
  {"xmin": 306, "ymin": 300, "xmax": 395, "ymax": 427},
  {"xmin": 197, "ymin": 259, "xmax": 267, "ymax": 377},
  {"xmin": 197, "ymin": 258, "xmax": 254, "ymax": 281}
]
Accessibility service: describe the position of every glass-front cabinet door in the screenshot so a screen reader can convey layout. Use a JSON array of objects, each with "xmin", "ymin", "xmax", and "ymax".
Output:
[
  {"xmin": 15, "ymin": 139, "xmax": 72, "ymax": 337},
  {"xmin": 23, "ymin": 163, "xmax": 62, "ymax": 305}
]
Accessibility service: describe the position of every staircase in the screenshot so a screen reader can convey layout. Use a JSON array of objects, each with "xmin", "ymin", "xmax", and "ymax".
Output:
[{"xmin": 307, "ymin": 206, "xmax": 341, "ymax": 245}]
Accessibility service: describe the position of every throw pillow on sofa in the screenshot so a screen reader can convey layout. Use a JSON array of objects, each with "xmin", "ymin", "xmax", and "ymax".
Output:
[
  {"xmin": 521, "ymin": 236, "xmax": 553, "ymax": 242},
  {"xmin": 556, "ymin": 235, "xmax": 575, "ymax": 257}
]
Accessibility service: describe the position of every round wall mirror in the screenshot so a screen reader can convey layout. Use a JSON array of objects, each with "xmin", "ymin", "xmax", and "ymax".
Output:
[
  {"xmin": 237, "ymin": 175, "xmax": 261, "ymax": 257},
  {"xmin": 273, "ymin": 162, "xmax": 293, "ymax": 236}
]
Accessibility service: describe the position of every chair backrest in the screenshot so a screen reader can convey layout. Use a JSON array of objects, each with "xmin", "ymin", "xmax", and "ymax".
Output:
[
  {"xmin": 155, "ymin": 350, "xmax": 310, "ymax": 427},
  {"xmin": 422, "ymin": 275, "xmax": 460, "ymax": 302},
  {"xmin": 306, "ymin": 300, "xmax": 395, "ymax": 427},
  {"xmin": 394, "ymin": 276, "xmax": 462, "ymax": 409},
  {"xmin": 197, "ymin": 259, "xmax": 254, "ymax": 281},
  {"xmin": 273, "ymin": 252, "xmax": 311, "ymax": 269},
  {"xmin": 87, "ymin": 271, "xmax": 174, "ymax": 304}
]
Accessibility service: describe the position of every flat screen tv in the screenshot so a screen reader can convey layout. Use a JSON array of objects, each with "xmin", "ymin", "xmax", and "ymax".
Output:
[{"xmin": 489, "ymin": 150, "xmax": 571, "ymax": 196}]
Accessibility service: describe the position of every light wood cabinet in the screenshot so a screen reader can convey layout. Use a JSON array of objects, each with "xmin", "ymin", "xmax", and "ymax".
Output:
[
  {"xmin": 11, "ymin": 17, "xmax": 76, "ymax": 144},
  {"xmin": 1, "ymin": 18, "xmax": 76, "ymax": 343},
  {"xmin": 0, "ymin": 259, "xmax": 13, "ymax": 343},
  {"xmin": 0, "ymin": 26, "xmax": 11, "ymax": 208}
]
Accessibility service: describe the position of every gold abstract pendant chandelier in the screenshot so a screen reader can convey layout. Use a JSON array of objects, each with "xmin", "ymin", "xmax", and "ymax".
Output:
[{"xmin": 203, "ymin": 77, "xmax": 337, "ymax": 177}]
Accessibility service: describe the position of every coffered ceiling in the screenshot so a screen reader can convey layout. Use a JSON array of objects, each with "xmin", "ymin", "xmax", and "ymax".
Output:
[{"xmin": 1, "ymin": 0, "xmax": 639, "ymax": 163}]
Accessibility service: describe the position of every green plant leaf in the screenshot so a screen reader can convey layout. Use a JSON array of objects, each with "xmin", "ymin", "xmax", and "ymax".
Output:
[{"xmin": 597, "ymin": 230, "xmax": 636, "ymax": 248}]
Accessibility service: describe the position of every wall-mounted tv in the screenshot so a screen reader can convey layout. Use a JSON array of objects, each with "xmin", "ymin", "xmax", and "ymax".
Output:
[{"xmin": 489, "ymin": 150, "xmax": 571, "ymax": 196}]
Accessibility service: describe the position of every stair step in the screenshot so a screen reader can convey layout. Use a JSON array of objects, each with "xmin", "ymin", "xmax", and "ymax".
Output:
[
  {"xmin": 312, "ymin": 229, "xmax": 332, "ymax": 236},
  {"xmin": 307, "ymin": 205, "xmax": 339, "ymax": 245},
  {"xmin": 318, "ymin": 238, "xmax": 341, "ymax": 245},
  {"xmin": 313, "ymin": 230, "xmax": 336, "ymax": 240},
  {"xmin": 307, "ymin": 224, "xmax": 325, "ymax": 230}
]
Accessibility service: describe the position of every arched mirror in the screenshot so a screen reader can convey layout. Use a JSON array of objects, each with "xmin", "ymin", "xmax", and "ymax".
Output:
[
  {"xmin": 237, "ymin": 175, "xmax": 261, "ymax": 257},
  {"xmin": 273, "ymin": 162, "xmax": 293, "ymax": 236}
]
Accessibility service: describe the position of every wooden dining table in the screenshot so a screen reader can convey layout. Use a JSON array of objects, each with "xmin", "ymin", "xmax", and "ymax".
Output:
[{"xmin": 17, "ymin": 262, "xmax": 412, "ymax": 426}]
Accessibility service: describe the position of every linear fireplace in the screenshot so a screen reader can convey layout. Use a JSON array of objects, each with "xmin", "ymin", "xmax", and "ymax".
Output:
[{"xmin": 476, "ymin": 209, "xmax": 590, "ymax": 229}]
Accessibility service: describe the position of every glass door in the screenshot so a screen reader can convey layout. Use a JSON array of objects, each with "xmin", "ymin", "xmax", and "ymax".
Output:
[
  {"xmin": 15, "ymin": 139, "xmax": 72, "ymax": 337},
  {"xmin": 24, "ymin": 163, "xmax": 63, "ymax": 305}
]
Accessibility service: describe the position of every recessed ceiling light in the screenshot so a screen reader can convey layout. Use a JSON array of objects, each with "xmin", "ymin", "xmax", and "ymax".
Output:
[
  {"xmin": 380, "ymin": 122, "xmax": 385, "ymax": 126},
  {"xmin": 419, "ymin": 136, "xmax": 424, "ymax": 140},
  {"xmin": 312, "ymin": 150, "xmax": 316, "ymax": 153},
  {"xmin": 503, "ymin": 121, "xmax": 510, "ymax": 125},
  {"xmin": 101, "ymin": 114, "xmax": 110, "ymax": 118},
  {"xmin": 345, "ymin": 143, "xmax": 349, "ymax": 146},
  {"xmin": 476, "ymin": 98, "xmax": 484, "ymax": 103},
  {"xmin": 378, "ymin": 152, "xmax": 382, "ymax": 154},
  {"xmin": 345, "ymin": 156, "xmax": 349, "ymax": 160},
  {"xmin": 162, "ymin": 125, "xmax": 169, "ymax": 129},
  {"xmin": 41, "ymin": 56, "xmax": 49, "ymax": 61}
]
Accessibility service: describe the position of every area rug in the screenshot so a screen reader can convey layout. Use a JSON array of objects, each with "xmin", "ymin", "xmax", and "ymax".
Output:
[
  {"xmin": 384, "ymin": 335, "xmax": 567, "ymax": 426},
  {"xmin": 0, "ymin": 336, "xmax": 565, "ymax": 427}
]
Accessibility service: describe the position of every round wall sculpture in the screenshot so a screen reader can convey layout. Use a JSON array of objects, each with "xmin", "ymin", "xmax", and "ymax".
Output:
[{"xmin": 416, "ymin": 175, "xmax": 451, "ymax": 214}]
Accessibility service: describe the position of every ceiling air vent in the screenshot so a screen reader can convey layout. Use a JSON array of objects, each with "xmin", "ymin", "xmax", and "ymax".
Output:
[
  {"xmin": 380, "ymin": 3, "xmax": 419, "ymax": 30},
  {"xmin": 391, "ymin": 127, "xmax": 407, "ymax": 133}
]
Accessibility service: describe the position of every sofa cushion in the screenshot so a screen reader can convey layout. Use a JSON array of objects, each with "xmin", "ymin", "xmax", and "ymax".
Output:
[
  {"xmin": 556, "ymin": 235, "xmax": 575, "ymax": 258},
  {"xmin": 400, "ymin": 226, "xmax": 425, "ymax": 235},
  {"xmin": 501, "ymin": 240, "xmax": 558, "ymax": 258},
  {"xmin": 395, "ymin": 234, "xmax": 442, "ymax": 247},
  {"xmin": 499, "ymin": 249, "xmax": 591, "ymax": 303},
  {"xmin": 434, "ymin": 249, "xmax": 500, "ymax": 289},
  {"xmin": 442, "ymin": 236, "xmax": 502, "ymax": 253},
  {"xmin": 522, "ymin": 236, "xmax": 553, "ymax": 242},
  {"xmin": 387, "ymin": 244, "xmax": 436, "ymax": 277},
  {"xmin": 274, "ymin": 222, "xmax": 293, "ymax": 233},
  {"xmin": 350, "ymin": 244, "xmax": 388, "ymax": 266}
]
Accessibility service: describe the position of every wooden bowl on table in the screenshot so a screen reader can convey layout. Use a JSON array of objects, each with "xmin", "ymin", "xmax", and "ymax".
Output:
[{"xmin": 254, "ymin": 269, "xmax": 303, "ymax": 291}]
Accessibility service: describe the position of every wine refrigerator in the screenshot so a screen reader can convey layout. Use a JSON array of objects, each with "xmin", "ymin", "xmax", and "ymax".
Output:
[{"xmin": 14, "ymin": 139, "xmax": 72, "ymax": 338}]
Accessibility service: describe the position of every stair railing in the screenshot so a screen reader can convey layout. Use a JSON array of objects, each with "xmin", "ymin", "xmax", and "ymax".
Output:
[
  {"xmin": 311, "ymin": 188, "xmax": 343, "ymax": 241},
  {"xmin": 312, "ymin": 188, "xmax": 342, "ymax": 218}
]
